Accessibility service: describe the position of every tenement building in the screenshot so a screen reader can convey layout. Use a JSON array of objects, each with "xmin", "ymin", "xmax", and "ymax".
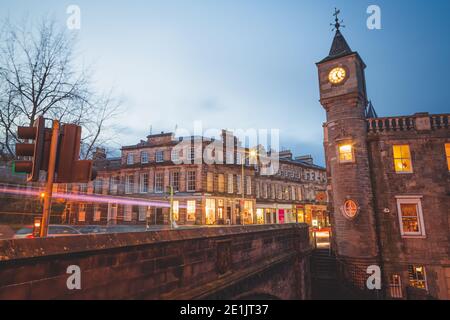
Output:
[
  {"xmin": 317, "ymin": 21, "xmax": 450, "ymax": 299},
  {"xmin": 62, "ymin": 131, "xmax": 327, "ymax": 229}
]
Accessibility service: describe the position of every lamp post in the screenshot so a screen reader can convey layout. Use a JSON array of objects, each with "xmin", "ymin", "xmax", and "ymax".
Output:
[{"xmin": 240, "ymin": 148, "xmax": 257, "ymax": 225}]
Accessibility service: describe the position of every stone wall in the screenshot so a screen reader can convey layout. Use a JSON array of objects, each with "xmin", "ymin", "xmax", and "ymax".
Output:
[
  {"xmin": 368, "ymin": 124, "xmax": 450, "ymax": 300},
  {"xmin": 0, "ymin": 224, "xmax": 311, "ymax": 300}
]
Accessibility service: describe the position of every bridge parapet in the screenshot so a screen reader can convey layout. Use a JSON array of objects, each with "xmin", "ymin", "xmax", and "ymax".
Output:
[{"xmin": 0, "ymin": 224, "xmax": 311, "ymax": 300}]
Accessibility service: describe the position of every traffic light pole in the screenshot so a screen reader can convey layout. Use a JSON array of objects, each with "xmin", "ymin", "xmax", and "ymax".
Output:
[{"xmin": 40, "ymin": 120, "xmax": 60, "ymax": 237}]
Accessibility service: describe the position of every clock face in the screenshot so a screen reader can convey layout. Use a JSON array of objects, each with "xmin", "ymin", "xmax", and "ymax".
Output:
[{"xmin": 328, "ymin": 67, "xmax": 347, "ymax": 84}]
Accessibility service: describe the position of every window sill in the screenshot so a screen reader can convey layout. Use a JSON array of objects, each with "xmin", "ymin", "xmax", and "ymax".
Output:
[{"xmin": 401, "ymin": 234, "xmax": 427, "ymax": 239}]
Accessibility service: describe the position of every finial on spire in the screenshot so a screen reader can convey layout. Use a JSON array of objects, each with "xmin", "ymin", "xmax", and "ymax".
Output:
[{"xmin": 331, "ymin": 8, "xmax": 345, "ymax": 31}]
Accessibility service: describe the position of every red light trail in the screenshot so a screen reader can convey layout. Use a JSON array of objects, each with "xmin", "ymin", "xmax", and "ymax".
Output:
[{"xmin": 0, "ymin": 185, "xmax": 185, "ymax": 209}]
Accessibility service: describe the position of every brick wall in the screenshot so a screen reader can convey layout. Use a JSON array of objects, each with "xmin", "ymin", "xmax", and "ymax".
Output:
[{"xmin": 0, "ymin": 224, "xmax": 311, "ymax": 300}]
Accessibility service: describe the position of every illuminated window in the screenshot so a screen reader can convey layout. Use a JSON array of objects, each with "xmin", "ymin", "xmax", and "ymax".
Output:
[
  {"xmin": 244, "ymin": 200, "xmax": 254, "ymax": 224},
  {"xmin": 205, "ymin": 199, "xmax": 216, "ymax": 225},
  {"xmin": 218, "ymin": 174, "xmax": 225, "ymax": 193},
  {"xmin": 78, "ymin": 204, "xmax": 86, "ymax": 222},
  {"xmin": 393, "ymin": 145, "xmax": 413, "ymax": 173},
  {"xmin": 389, "ymin": 274, "xmax": 403, "ymax": 299},
  {"xmin": 172, "ymin": 201, "xmax": 179, "ymax": 221},
  {"xmin": 396, "ymin": 197, "xmax": 425, "ymax": 237},
  {"xmin": 256, "ymin": 209, "xmax": 265, "ymax": 224},
  {"xmin": 446, "ymin": 143, "xmax": 450, "ymax": 171},
  {"xmin": 338, "ymin": 144, "xmax": 354, "ymax": 163},
  {"xmin": 408, "ymin": 265, "xmax": 427, "ymax": 290},
  {"xmin": 187, "ymin": 200, "xmax": 196, "ymax": 221}
]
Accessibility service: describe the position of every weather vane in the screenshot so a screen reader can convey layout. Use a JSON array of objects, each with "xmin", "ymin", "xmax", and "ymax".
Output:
[{"xmin": 331, "ymin": 8, "xmax": 345, "ymax": 31}]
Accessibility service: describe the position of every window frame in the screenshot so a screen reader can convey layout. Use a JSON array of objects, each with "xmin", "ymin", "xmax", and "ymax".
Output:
[
  {"xmin": 138, "ymin": 206, "xmax": 147, "ymax": 221},
  {"xmin": 396, "ymin": 196, "xmax": 426, "ymax": 238},
  {"xmin": 389, "ymin": 274, "xmax": 403, "ymax": 299},
  {"xmin": 393, "ymin": 145, "xmax": 414, "ymax": 174},
  {"xmin": 140, "ymin": 173, "xmax": 149, "ymax": 193},
  {"xmin": 186, "ymin": 200, "xmax": 196, "ymax": 221},
  {"xmin": 170, "ymin": 171, "xmax": 180, "ymax": 192},
  {"xmin": 408, "ymin": 265, "xmax": 428, "ymax": 291},
  {"xmin": 187, "ymin": 170, "xmax": 196, "ymax": 192},
  {"xmin": 338, "ymin": 143, "xmax": 355, "ymax": 164},
  {"xmin": 171, "ymin": 148, "xmax": 180, "ymax": 163},
  {"xmin": 155, "ymin": 150, "xmax": 164, "ymax": 163},
  {"xmin": 218, "ymin": 174, "xmax": 225, "ymax": 193},
  {"xmin": 78, "ymin": 204, "xmax": 86, "ymax": 222},
  {"xmin": 154, "ymin": 171, "xmax": 164, "ymax": 193},
  {"xmin": 227, "ymin": 174, "xmax": 234, "ymax": 194},
  {"xmin": 140, "ymin": 151, "xmax": 149, "ymax": 164},
  {"xmin": 206, "ymin": 172, "xmax": 214, "ymax": 192},
  {"xmin": 124, "ymin": 205, "xmax": 132, "ymax": 222},
  {"xmin": 126, "ymin": 153, "xmax": 134, "ymax": 165},
  {"xmin": 125, "ymin": 174, "xmax": 134, "ymax": 194}
]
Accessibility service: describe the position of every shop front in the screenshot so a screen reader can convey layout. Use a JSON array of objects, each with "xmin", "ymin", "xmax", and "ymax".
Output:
[
  {"xmin": 276, "ymin": 204, "xmax": 296, "ymax": 224},
  {"xmin": 305, "ymin": 204, "xmax": 329, "ymax": 229},
  {"xmin": 256, "ymin": 203, "xmax": 277, "ymax": 224},
  {"xmin": 204, "ymin": 197, "xmax": 255, "ymax": 225}
]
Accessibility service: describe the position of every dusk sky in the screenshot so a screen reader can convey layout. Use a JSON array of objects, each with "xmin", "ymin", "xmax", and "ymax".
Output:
[{"xmin": 2, "ymin": 0, "xmax": 449, "ymax": 165}]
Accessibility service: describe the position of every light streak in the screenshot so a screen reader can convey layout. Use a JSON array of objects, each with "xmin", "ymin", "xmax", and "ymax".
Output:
[{"xmin": 0, "ymin": 185, "xmax": 186, "ymax": 209}]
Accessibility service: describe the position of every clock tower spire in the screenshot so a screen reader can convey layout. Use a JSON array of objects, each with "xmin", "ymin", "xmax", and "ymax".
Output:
[{"xmin": 316, "ymin": 10, "xmax": 381, "ymax": 296}]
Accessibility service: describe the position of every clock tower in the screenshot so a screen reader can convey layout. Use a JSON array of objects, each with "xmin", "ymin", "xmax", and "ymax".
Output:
[{"xmin": 316, "ymin": 10, "xmax": 381, "ymax": 294}]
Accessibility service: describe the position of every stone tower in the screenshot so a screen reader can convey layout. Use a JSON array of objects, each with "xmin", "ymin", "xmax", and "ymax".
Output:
[{"xmin": 316, "ymin": 14, "xmax": 381, "ymax": 293}]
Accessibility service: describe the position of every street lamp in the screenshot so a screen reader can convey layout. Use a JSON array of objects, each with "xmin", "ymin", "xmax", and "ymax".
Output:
[{"xmin": 239, "ymin": 148, "xmax": 258, "ymax": 226}]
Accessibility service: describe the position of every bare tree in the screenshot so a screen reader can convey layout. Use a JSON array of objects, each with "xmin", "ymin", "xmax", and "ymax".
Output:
[{"xmin": 0, "ymin": 16, "xmax": 121, "ymax": 158}]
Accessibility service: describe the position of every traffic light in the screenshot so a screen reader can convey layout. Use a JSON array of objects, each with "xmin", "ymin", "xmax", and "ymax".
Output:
[
  {"xmin": 15, "ymin": 116, "xmax": 49, "ymax": 182},
  {"xmin": 15, "ymin": 116, "xmax": 96, "ymax": 184},
  {"xmin": 55, "ymin": 124, "xmax": 95, "ymax": 183}
]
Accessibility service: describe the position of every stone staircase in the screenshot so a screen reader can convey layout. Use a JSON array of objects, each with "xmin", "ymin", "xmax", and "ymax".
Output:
[{"xmin": 311, "ymin": 248, "xmax": 340, "ymax": 299}]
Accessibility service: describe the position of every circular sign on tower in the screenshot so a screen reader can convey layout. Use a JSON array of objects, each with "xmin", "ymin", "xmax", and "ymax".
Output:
[{"xmin": 342, "ymin": 199, "xmax": 359, "ymax": 219}]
